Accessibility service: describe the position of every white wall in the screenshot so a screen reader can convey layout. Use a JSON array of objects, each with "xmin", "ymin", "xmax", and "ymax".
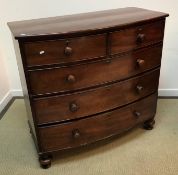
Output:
[
  {"xmin": 0, "ymin": 0, "xmax": 178, "ymax": 105},
  {"xmin": 0, "ymin": 45, "xmax": 11, "ymax": 112},
  {"xmin": 0, "ymin": 53, "xmax": 9, "ymax": 101}
]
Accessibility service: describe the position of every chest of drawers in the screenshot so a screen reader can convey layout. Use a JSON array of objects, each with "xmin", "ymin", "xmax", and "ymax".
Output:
[{"xmin": 8, "ymin": 7, "xmax": 168, "ymax": 168}]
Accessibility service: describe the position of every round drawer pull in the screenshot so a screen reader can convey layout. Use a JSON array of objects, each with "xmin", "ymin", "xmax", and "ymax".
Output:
[
  {"xmin": 137, "ymin": 34, "xmax": 145, "ymax": 43},
  {"xmin": 69, "ymin": 102, "xmax": 79, "ymax": 112},
  {"xmin": 136, "ymin": 85, "xmax": 143, "ymax": 93},
  {"xmin": 64, "ymin": 46, "xmax": 73, "ymax": 56},
  {"xmin": 137, "ymin": 59, "xmax": 145, "ymax": 67},
  {"xmin": 72, "ymin": 129, "xmax": 80, "ymax": 139},
  {"xmin": 133, "ymin": 111, "xmax": 141, "ymax": 118},
  {"xmin": 67, "ymin": 74, "xmax": 76, "ymax": 83}
]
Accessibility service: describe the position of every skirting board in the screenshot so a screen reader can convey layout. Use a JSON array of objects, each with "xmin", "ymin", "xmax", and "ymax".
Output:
[
  {"xmin": 0, "ymin": 90, "xmax": 23, "ymax": 118},
  {"xmin": 158, "ymin": 89, "xmax": 178, "ymax": 97},
  {"xmin": 0, "ymin": 89, "xmax": 23, "ymax": 114},
  {"xmin": 0, "ymin": 91, "xmax": 12, "ymax": 113},
  {"xmin": 11, "ymin": 89, "xmax": 23, "ymax": 97}
]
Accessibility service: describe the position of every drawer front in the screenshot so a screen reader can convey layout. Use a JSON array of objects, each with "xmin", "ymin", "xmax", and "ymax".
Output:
[
  {"xmin": 111, "ymin": 20, "xmax": 165, "ymax": 54},
  {"xmin": 24, "ymin": 34, "xmax": 106, "ymax": 67},
  {"xmin": 33, "ymin": 69, "xmax": 160, "ymax": 124},
  {"xmin": 29, "ymin": 44, "xmax": 162, "ymax": 95},
  {"xmin": 39, "ymin": 93, "xmax": 157, "ymax": 152}
]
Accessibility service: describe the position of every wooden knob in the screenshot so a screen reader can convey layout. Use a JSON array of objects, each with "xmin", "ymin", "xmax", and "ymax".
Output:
[
  {"xmin": 136, "ymin": 85, "xmax": 143, "ymax": 93},
  {"xmin": 72, "ymin": 129, "xmax": 80, "ymax": 138},
  {"xmin": 64, "ymin": 46, "xmax": 73, "ymax": 56},
  {"xmin": 137, "ymin": 59, "xmax": 145, "ymax": 67},
  {"xmin": 67, "ymin": 74, "xmax": 76, "ymax": 83},
  {"xmin": 69, "ymin": 102, "xmax": 79, "ymax": 112},
  {"xmin": 133, "ymin": 111, "xmax": 141, "ymax": 118},
  {"xmin": 137, "ymin": 34, "xmax": 145, "ymax": 43}
]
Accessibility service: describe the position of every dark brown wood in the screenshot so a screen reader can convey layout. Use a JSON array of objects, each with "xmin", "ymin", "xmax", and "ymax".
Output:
[
  {"xmin": 29, "ymin": 44, "xmax": 163, "ymax": 95},
  {"xmin": 33, "ymin": 68, "xmax": 160, "ymax": 125},
  {"xmin": 67, "ymin": 74, "xmax": 76, "ymax": 83},
  {"xmin": 137, "ymin": 34, "xmax": 146, "ymax": 43},
  {"xmin": 12, "ymin": 39, "xmax": 42, "ymax": 151},
  {"xmin": 137, "ymin": 58, "xmax": 145, "ymax": 67},
  {"xmin": 38, "ymin": 93, "xmax": 157, "ymax": 152},
  {"xmin": 7, "ymin": 7, "xmax": 168, "ymax": 40},
  {"xmin": 8, "ymin": 7, "xmax": 168, "ymax": 168},
  {"xmin": 111, "ymin": 20, "xmax": 165, "ymax": 54},
  {"xmin": 69, "ymin": 102, "xmax": 79, "ymax": 112},
  {"xmin": 64, "ymin": 46, "xmax": 73, "ymax": 56},
  {"xmin": 143, "ymin": 118, "xmax": 156, "ymax": 130},
  {"xmin": 23, "ymin": 34, "xmax": 106, "ymax": 66},
  {"xmin": 39, "ymin": 153, "xmax": 52, "ymax": 169}
]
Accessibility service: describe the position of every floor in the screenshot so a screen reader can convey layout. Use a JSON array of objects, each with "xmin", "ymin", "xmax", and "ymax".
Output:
[{"xmin": 0, "ymin": 99, "xmax": 178, "ymax": 175}]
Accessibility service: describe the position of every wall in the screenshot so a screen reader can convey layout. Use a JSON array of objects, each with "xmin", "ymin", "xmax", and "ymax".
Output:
[
  {"xmin": 0, "ymin": 45, "xmax": 11, "ymax": 112},
  {"xmin": 0, "ymin": 0, "xmax": 178, "ymax": 107}
]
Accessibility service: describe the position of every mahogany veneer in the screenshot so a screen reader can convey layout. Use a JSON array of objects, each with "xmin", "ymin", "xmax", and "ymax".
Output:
[
  {"xmin": 34, "ymin": 68, "xmax": 160, "ymax": 124},
  {"xmin": 24, "ymin": 34, "xmax": 106, "ymax": 66},
  {"xmin": 29, "ymin": 44, "xmax": 162, "ymax": 95},
  {"xmin": 8, "ymin": 7, "xmax": 168, "ymax": 168}
]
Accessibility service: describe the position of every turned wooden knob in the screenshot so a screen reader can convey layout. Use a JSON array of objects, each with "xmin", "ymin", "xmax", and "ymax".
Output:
[
  {"xmin": 137, "ymin": 59, "xmax": 145, "ymax": 67},
  {"xmin": 72, "ymin": 129, "xmax": 80, "ymax": 138},
  {"xmin": 67, "ymin": 74, "xmax": 76, "ymax": 83},
  {"xmin": 134, "ymin": 111, "xmax": 141, "ymax": 118},
  {"xmin": 64, "ymin": 46, "xmax": 73, "ymax": 56},
  {"xmin": 137, "ymin": 34, "xmax": 145, "ymax": 43},
  {"xmin": 136, "ymin": 85, "xmax": 143, "ymax": 93},
  {"xmin": 69, "ymin": 102, "xmax": 79, "ymax": 112}
]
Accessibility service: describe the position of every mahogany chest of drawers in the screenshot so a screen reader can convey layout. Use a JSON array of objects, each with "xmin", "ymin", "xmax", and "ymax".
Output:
[{"xmin": 8, "ymin": 7, "xmax": 169, "ymax": 168}]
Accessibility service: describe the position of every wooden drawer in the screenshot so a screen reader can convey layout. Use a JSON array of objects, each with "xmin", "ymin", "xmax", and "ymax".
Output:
[
  {"xmin": 111, "ymin": 20, "xmax": 165, "ymax": 54},
  {"xmin": 24, "ymin": 34, "xmax": 106, "ymax": 67},
  {"xmin": 29, "ymin": 44, "xmax": 163, "ymax": 95},
  {"xmin": 33, "ymin": 68, "xmax": 160, "ymax": 125},
  {"xmin": 39, "ymin": 93, "xmax": 157, "ymax": 152}
]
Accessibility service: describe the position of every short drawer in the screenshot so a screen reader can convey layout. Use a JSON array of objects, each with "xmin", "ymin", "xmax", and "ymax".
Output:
[
  {"xmin": 29, "ymin": 44, "xmax": 163, "ymax": 95},
  {"xmin": 33, "ymin": 68, "xmax": 160, "ymax": 125},
  {"xmin": 24, "ymin": 34, "xmax": 106, "ymax": 67},
  {"xmin": 111, "ymin": 20, "xmax": 165, "ymax": 54},
  {"xmin": 39, "ymin": 93, "xmax": 157, "ymax": 152}
]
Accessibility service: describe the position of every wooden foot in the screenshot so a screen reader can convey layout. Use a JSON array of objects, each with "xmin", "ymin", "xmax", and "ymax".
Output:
[
  {"xmin": 39, "ymin": 154, "xmax": 52, "ymax": 169},
  {"xmin": 143, "ymin": 118, "xmax": 155, "ymax": 130}
]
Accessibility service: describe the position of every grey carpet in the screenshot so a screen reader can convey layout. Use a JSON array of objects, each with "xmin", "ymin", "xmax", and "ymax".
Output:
[{"xmin": 0, "ymin": 99, "xmax": 178, "ymax": 174}]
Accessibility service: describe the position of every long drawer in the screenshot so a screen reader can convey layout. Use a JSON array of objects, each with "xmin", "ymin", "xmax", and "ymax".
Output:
[
  {"xmin": 111, "ymin": 20, "xmax": 165, "ymax": 54},
  {"xmin": 33, "ymin": 68, "xmax": 160, "ymax": 125},
  {"xmin": 24, "ymin": 34, "xmax": 106, "ymax": 67},
  {"xmin": 29, "ymin": 44, "xmax": 162, "ymax": 95},
  {"xmin": 39, "ymin": 93, "xmax": 157, "ymax": 152}
]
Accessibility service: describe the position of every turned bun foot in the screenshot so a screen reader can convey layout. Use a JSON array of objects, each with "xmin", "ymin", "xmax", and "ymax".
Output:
[
  {"xmin": 39, "ymin": 154, "xmax": 52, "ymax": 169},
  {"xmin": 143, "ymin": 119, "xmax": 155, "ymax": 130}
]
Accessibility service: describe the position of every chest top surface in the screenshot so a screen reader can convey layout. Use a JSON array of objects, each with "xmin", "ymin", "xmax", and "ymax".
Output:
[{"xmin": 8, "ymin": 7, "xmax": 168, "ymax": 40}]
